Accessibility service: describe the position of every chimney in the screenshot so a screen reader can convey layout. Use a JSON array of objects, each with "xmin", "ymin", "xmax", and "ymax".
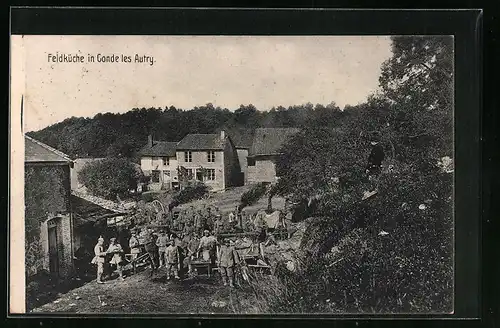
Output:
[
  {"xmin": 220, "ymin": 130, "xmax": 225, "ymax": 140},
  {"xmin": 148, "ymin": 134, "xmax": 153, "ymax": 147}
]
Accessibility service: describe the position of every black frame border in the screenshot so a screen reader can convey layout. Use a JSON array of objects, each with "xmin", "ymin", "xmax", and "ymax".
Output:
[{"xmin": 7, "ymin": 6, "xmax": 484, "ymax": 326}]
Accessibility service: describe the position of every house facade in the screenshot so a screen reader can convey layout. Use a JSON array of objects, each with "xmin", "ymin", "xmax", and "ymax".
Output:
[
  {"xmin": 139, "ymin": 135, "xmax": 179, "ymax": 191},
  {"xmin": 138, "ymin": 128, "xmax": 299, "ymax": 191},
  {"xmin": 25, "ymin": 135, "xmax": 75, "ymax": 280},
  {"xmin": 176, "ymin": 131, "xmax": 240, "ymax": 191},
  {"xmin": 246, "ymin": 128, "xmax": 300, "ymax": 184}
]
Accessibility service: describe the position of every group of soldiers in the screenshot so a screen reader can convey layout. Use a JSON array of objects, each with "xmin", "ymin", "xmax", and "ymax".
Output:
[
  {"xmin": 166, "ymin": 205, "xmax": 256, "ymax": 236},
  {"xmin": 91, "ymin": 205, "xmax": 258, "ymax": 287}
]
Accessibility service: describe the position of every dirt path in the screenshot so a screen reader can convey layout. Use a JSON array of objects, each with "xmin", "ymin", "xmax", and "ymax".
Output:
[{"xmin": 31, "ymin": 268, "xmax": 260, "ymax": 314}]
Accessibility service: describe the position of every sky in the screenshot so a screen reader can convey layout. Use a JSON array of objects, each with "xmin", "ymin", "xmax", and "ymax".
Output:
[{"xmin": 12, "ymin": 35, "xmax": 393, "ymax": 132}]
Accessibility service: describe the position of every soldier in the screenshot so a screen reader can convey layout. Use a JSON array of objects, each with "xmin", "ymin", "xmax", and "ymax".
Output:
[
  {"xmin": 129, "ymin": 229, "xmax": 140, "ymax": 262},
  {"xmin": 240, "ymin": 209, "xmax": 249, "ymax": 232},
  {"xmin": 140, "ymin": 227, "xmax": 158, "ymax": 273},
  {"xmin": 218, "ymin": 238, "xmax": 241, "ymax": 287},
  {"xmin": 228, "ymin": 209, "xmax": 235, "ymax": 224},
  {"xmin": 165, "ymin": 239, "xmax": 180, "ymax": 280},
  {"xmin": 156, "ymin": 230, "xmax": 169, "ymax": 268},
  {"xmin": 165, "ymin": 211, "xmax": 173, "ymax": 230},
  {"xmin": 106, "ymin": 237, "xmax": 125, "ymax": 281},
  {"xmin": 365, "ymin": 135, "xmax": 385, "ymax": 193},
  {"xmin": 194, "ymin": 210, "xmax": 204, "ymax": 235},
  {"xmin": 198, "ymin": 230, "xmax": 218, "ymax": 264},
  {"xmin": 183, "ymin": 221, "xmax": 195, "ymax": 239},
  {"xmin": 205, "ymin": 209, "xmax": 215, "ymax": 232},
  {"xmin": 213, "ymin": 214, "xmax": 224, "ymax": 236},
  {"xmin": 213, "ymin": 206, "xmax": 221, "ymax": 219},
  {"xmin": 186, "ymin": 232, "xmax": 200, "ymax": 274},
  {"xmin": 91, "ymin": 236, "xmax": 107, "ymax": 284}
]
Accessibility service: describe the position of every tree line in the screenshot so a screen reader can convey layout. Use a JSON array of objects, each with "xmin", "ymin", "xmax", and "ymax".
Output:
[{"xmin": 26, "ymin": 102, "xmax": 342, "ymax": 160}]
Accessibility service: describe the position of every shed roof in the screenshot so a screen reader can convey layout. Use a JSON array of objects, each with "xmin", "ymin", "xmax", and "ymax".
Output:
[
  {"xmin": 139, "ymin": 141, "xmax": 178, "ymax": 157},
  {"xmin": 176, "ymin": 134, "xmax": 225, "ymax": 150},
  {"xmin": 248, "ymin": 128, "xmax": 300, "ymax": 156},
  {"xmin": 25, "ymin": 135, "xmax": 73, "ymax": 164},
  {"xmin": 225, "ymin": 128, "xmax": 255, "ymax": 149},
  {"xmin": 71, "ymin": 194, "xmax": 126, "ymax": 227}
]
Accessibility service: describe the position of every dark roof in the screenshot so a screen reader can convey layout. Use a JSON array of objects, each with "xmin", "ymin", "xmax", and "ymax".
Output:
[
  {"xmin": 249, "ymin": 128, "xmax": 300, "ymax": 156},
  {"xmin": 25, "ymin": 135, "xmax": 73, "ymax": 164},
  {"xmin": 176, "ymin": 134, "xmax": 225, "ymax": 150},
  {"xmin": 140, "ymin": 141, "xmax": 178, "ymax": 157},
  {"xmin": 71, "ymin": 194, "xmax": 125, "ymax": 227},
  {"xmin": 225, "ymin": 128, "xmax": 255, "ymax": 149}
]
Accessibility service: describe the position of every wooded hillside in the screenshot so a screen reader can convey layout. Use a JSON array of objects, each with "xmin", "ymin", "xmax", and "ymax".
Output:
[{"xmin": 27, "ymin": 102, "xmax": 342, "ymax": 160}]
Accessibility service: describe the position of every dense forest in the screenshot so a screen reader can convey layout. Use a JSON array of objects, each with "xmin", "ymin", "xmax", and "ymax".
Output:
[{"xmin": 26, "ymin": 102, "xmax": 343, "ymax": 160}]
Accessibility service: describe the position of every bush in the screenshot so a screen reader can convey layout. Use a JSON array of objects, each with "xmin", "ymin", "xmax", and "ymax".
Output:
[
  {"xmin": 249, "ymin": 170, "xmax": 453, "ymax": 314},
  {"xmin": 172, "ymin": 181, "xmax": 208, "ymax": 205},
  {"xmin": 78, "ymin": 158, "xmax": 143, "ymax": 200},
  {"xmin": 240, "ymin": 183, "xmax": 268, "ymax": 208}
]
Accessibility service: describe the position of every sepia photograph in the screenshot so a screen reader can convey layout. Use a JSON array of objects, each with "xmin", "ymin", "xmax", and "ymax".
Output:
[{"xmin": 10, "ymin": 33, "xmax": 454, "ymax": 315}]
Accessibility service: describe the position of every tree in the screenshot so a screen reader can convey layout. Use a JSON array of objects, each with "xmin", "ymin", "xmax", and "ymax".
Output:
[
  {"xmin": 379, "ymin": 36, "xmax": 453, "ymax": 111},
  {"xmin": 78, "ymin": 158, "xmax": 143, "ymax": 200},
  {"xmin": 106, "ymin": 136, "xmax": 136, "ymax": 158},
  {"xmin": 379, "ymin": 36, "xmax": 454, "ymax": 160},
  {"xmin": 268, "ymin": 36, "xmax": 454, "ymax": 313}
]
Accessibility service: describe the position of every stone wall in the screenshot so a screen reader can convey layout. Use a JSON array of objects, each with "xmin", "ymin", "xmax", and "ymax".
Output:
[
  {"xmin": 25, "ymin": 164, "xmax": 73, "ymax": 279},
  {"xmin": 247, "ymin": 156, "xmax": 279, "ymax": 183}
]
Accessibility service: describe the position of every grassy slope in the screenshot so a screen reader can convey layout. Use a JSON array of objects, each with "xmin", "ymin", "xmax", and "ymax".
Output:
[{"xmin": 174, "ymin": 185, "xmax": 286, "ymax": 215}]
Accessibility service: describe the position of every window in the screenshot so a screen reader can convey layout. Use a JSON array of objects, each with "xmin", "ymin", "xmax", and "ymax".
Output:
[
  {"xmin": 163, "ymin": 170, "xmax": 171, "ymax": 178},
  {"xmin": 151, "ymin": 170, "xmax": 160, "ymax": 183},
  {"xmin": 207, "ymin": 151, "xmax": 216, "ymax": 162},
  {"xmin": 247, "ymin": 158, "xmax": 256, "ymax": 166},
  {"xmin": 186, "ymin": 169, "xmax": 193, "ymax": 179},
  {"xmin": 196, "ymin": 169, "xmax": 204, "ymax": 181},
  {"xmin": 184, "ymin": 151, "xmax": 192, "ymax": 162},
  {"xmin": 162, "ymin": 157, "xmax": 169, "ymax": 166},
  {"xmin": 205, "ymin": 169, "xmax": 216, "ymax": 181}
]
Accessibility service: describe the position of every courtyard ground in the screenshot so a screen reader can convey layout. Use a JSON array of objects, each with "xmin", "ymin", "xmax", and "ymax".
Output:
[{"xmin": 31, "ymin": 267, "xmax": 261, "ymax": 314}]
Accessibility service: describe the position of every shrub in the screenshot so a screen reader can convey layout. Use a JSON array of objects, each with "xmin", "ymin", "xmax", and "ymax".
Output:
[
  {"xmin": 172, "ymin": 181, "xmax": 208, "ymax": 205},
  {"xmin": 78, "ymin": 158, "xmax": 143, "ymax": 200},
  {"xmin": 240, "ymin": 183, "xmax": 268, "ymax": 208}
]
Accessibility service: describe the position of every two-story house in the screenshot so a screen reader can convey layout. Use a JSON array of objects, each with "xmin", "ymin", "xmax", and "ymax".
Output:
[
  {"xmin": 139, "ymin": 135, "xmax": 179, "ymax": 191},
  {"xmin": 247, "ymin": 127, "xmax": 300, "ymax": 183},
  {"xmin": 176, "ymin": 131, "xmax": 241, "ymax": 191}
]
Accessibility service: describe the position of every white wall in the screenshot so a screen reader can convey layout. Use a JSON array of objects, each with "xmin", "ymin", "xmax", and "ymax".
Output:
[{"xmin": 176, "ymin": 150, "xmax": 225, "ymax": 191}]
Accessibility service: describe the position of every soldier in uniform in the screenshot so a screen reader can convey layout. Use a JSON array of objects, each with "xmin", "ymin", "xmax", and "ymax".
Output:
[
  {"xmin": 194, "ymin": 210, "xmax": 204, "ymax": 235},
  {"xmin": 106, "ymin": 237, "xmax": 125, "ymax": 281},
  {"xmin": 140, "ymin": 227, "xmax": 158, "ymax": 274},
  {"xmin": 186, "ymin": 232, "xmax": 200, "ymax": 274},
  {"xmin": 217, "ymin": 238, "xmax": 241, "ymax": 287},
  {"xmin": 183, "ymin": 221, "xmax": 195, "ymax": 239},
  {"xmin": 165, "ymin": 239, "xmax": 180, "ymax": 280},
  {"xmin": 156, "ymin": 230, "xmax": 169, "ymax": 268},
  {"xmin": 213, "ymin": 214, "xmax": 224, "ymax": 236},
  {"xmin": 198, "ymin": 230, "xmax": 218, "ymax": 264},
  {"xmin": 129, "ymin": 229, "xmax": 140, "ymax": 262},
  {"xmin": 91, "ymin": 236, "xmax": 107, "ymax": 284}
]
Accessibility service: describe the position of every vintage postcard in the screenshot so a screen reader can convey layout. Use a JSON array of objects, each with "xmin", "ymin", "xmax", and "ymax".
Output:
[{"xmin": 10, "ymin": 33, "xmax": 455, "ymax": 315}]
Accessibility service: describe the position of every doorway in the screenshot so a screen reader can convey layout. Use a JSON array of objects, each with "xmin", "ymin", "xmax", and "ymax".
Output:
[{"xmin": 48, "ymin": 224, "xmax": 59, "ymax": 277}]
